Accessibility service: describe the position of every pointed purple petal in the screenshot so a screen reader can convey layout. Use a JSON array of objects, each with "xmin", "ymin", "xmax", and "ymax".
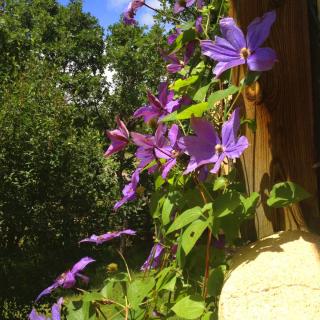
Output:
[
  {"xmin": 158, "ymin": 82, "xmax": 169, "ymax": 107},
  {"xmin": 191, "ymin": 117, "xmax": 219, "ymax": 143},
  {"xmin": 247, "ymin": 11, "xmax": 276, "ymax": 52},
  {"xmin": 213, "ymin": 59, "xmax": 245, "ymax": 77},
  {"xmin": 51, "ymin": 298, "xmax": 64, "ymax": 320},
  {"xmin": 225, "ymin": 135, "xmax": 249, "ymax": 159},
  {"xmin": 162, "ymin": 158, "xmax": 177, "ymax": 179},
  {"xmin": 29, "ymin": 309, "xmax": 48, "ymax": 320},
  {"xmin": 71, "ymin": 257, "xmax": 95, "ymax": 274},
  {"xmin": 35, "ymin": 283, "xmax": 59, "ymax": 302},
  {"xmin": 168, "ymin": 124, "xmax": 180, "ymax": 146},
  {"xmin": 222, "ymin": 108, "xmax": 241, "ymax": 147},
  {"xmin": 219, "ymin": 17, "xmax": 246, "ymax": 50},
  {"xmin": 247, "ymin": 47, "xmax": 277, "ymax": 72},
  {"xmin": 184, "ymin": 41, "xmax": 196, "ymax": 64},
  {"xmin": 167, "ymin": 63, "xmax": 183, "ymax": 74},
  {"xmin": 76, "ymin": 273, "xmax": 90, "ymax": 285},
  {"xmin": 201, "ymin": 38, "xmax": 241, "ymax": 62},
  {"xmin": 210, "ymin": 153, "xmax": 226, "ymax": 174}
]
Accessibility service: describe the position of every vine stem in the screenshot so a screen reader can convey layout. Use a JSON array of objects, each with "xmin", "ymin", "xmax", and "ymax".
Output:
[
  {"xmin": 203, "ymin": 229, "xmax": 212, "ymax": 298},
  {"xmin": 143, "ymin": 3, "xmax": 182, "ymax": 23},
  {"xmin": 125, "ymin": 297, "xmax": 129, "ymax": 320},
  {"xmin": 116, "ymin": 249, "xmax": 132, "ymax": 282},
  {"xmin": 193, "ymin": 176, "xmax": 213, "ymax": 299}
]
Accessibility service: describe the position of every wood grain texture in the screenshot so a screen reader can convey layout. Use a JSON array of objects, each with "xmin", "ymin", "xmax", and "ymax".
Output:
[{"xmin": 230, "ymin": 0, "xmax": 320, "ymax": 238}]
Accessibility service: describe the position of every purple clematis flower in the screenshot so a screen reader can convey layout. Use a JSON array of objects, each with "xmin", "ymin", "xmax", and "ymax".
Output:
[
  {"xmin": 209, "ymin": 108, "xmax": 249, "ymax": 173},
  {"xmin": 36, "ymin": 257, "xmax": 95, "ymax": 301},
  {"xmin": 123, "ymin": 0, "xmax": 145, "ymax": 25},
  {"xmin": 79, "ymin": 229, "xmax": 136, "ymax": 245},
  {"xmin": 141, "ymin": 243, "xmax": 165, "ymax": 271},
  {"xmin": 174, "ymin": 0, "xmax": 204, "ymax": 14},
  {"xmin": 182, "ymin": 108, "xmax": 248, "ymax": 174},
  {"xmin": 104, "ymin": 117, "xmax": 129, "ymax": 157},
  {"xmin": 156, "ymin": 124, "xmax": 185, "ymax": 179},
  {"xmin": 201, "ymin": 11, "xmax": 277, "ymax": 77},
  {"xmin": 29, "ymin": 298, "xmax": 63, "ymax": 320},
  {"xmin": 131, "ymin": 124, "xmax": 168, "ymax": 173},
  {"xmin": 165, "ymin": 41, "xmax": 196, "ymax": 74},
  {"xmin": 168, "ymin": 28, "xmax": 182, "ymax": 45},
  {"xmin": 134, "ymin": 83, "xmax": 184, "ymax": 123},
  {"xmin": 114, "ymin": 169, "xmax": 141, "ymax": 210}
]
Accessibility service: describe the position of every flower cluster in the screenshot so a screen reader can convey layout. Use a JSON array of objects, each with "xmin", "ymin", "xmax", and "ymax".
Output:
[{"xmin": 32, "ymin": 3, "xmax": 278, "ymax": 318}]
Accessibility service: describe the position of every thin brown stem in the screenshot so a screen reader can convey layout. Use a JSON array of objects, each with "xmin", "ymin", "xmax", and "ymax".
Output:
[
  {"xmin": 202, "ymin": 229, "xmax": 212, "ymax": 298},
  {"xmin": 143, "ymin": 3, "xmax": 181, "ymax": 23}
]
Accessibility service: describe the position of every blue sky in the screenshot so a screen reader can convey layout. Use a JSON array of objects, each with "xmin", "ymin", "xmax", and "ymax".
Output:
[{"xmin": 57, "ymin": 0, "xmax": 161, "ymax": 30}]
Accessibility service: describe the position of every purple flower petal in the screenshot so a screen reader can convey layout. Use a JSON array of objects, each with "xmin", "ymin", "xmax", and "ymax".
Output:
[
  {"xmin": 114, "ymin": 169, "xmax": 141, "ymax": 210},
  {"xmin": 247, "ymin": 10, "xmax": 276, "ymax": 52},
  {"xmin": 51, "ymin": 298, "xmax": 64, "ymax": 320},
  {"xmin": 210, "ymin": 153, "xmax": 225, "ymax": 174},
  {"xmin": 80, "ymin": 230, "xmax": 136, "ymax": 245},
  {"xmin": 104, "ymin": 117, "xmax": 129, "ymax": 157},
  {"xmin": 201, "ymin": 38, "xmax": 241, "ymax": 62},
  {"xmin": 167, "ymin": 63, "xmax": 183, "ymax": 74},
  {"xmin": 219, "ymin": 17, "xmax": 246, "ymax": 50},
  {"xmin": 71, "ymin": 257, "xmax": 95, "ymax": 275},
  {"xmin": 225, "ymin": 135, "xmax": 249, "ymax": 159},
  {"xmin": 195, "ymin": 16, "xmax": 203, "ymax": 33},
  {"xmin": 162, "ymin": 158, "xmax": 177, "ymax": 178},
  {"xmin": 76, "ymin": 273, "xmax": 90, "ymax": 285},
  {"xmin": 247, "ymin": 47, "xmax": 277, "ymax": 72},
  {"xmin": 29, "ymin": 309, "xmax": 49, "ymax": 320},
  {"xmin": 35, "ymin": 283, "xmax": 59, "ymax": 302},
  {"xmin": 191, "ymin": 117, "xmax": 219, "ymax": 142},
  {"xmin": 213, "ymin": 59, "xmax": 245, "ymax": 77},
  {"xmin": 61, "ymin": 272, "xmax": 76, "ymax": 289},
  {"xmin": 222, "ymin": 108, "xmax": 241, "ymax": 147},
  {"xmin": 141, "ymin": 243, "xmax": 165, "ymax": 271}
]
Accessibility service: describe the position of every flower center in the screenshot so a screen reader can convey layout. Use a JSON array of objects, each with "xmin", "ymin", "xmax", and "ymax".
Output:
[
  {"xmin": 171, "ymin": 150, "xmax": 179, "ymax": 158},
  {"xmin": 178, "ymin": 0, "xmax": 186, "ymax": 5},
  {"xmin": 240, "ymin": 47, "xmax": 251, "ymax": 59},
  {"xmin": 215, "ymin": 144, "xmax": 224, "ymax": 154}
]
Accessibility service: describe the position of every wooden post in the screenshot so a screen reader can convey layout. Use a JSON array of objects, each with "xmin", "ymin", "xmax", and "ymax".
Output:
[{"xmin": 230, "ymin": 0, "xmax": 320, "ymax": 239}]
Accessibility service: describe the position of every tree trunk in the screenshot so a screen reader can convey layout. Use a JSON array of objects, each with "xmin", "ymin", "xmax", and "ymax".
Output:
[{"xmin": 230, "ymin": 0, "xmax": 320, "ymax": 239}]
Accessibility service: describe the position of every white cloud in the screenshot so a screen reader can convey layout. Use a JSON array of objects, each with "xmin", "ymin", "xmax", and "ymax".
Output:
[{"xmin": 139, "ymin": 13, "xmax": 155, "ymax": 27}]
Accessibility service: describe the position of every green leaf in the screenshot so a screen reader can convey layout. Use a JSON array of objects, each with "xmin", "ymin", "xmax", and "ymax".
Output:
[
  {"xmin": 207, "ymin": 86, "xmax": 239, "ymax": 110},
  {"xmin": 213, "ymin": 177, "xmax": 227, "ymax": 191},
  {"xmin": 66, "ymin": 301, "xmax": 96, "ymax": 320},
  {"xmin": 207, "ymin": 265, "xmax": 226, "ymax": 297},
  {"xmin": 82, "ymin": 292, "xmax": 105, "ymax": 302},
  {"xmin": 240, "ymin": 192, "xmax": 260, "ymax": 217},
  {"xmin": 167, "ymin": 206, "xmax": 203, "ymax": 234},
  {"xmin": 242, "ymin": 118, "xmax": 257, "ymax": 132},
  {"xmin": 170, "ymin": 76, "xmax": 199, "ymax": 92},
  {"xmin": 127, "ymin": 277, "xmax": 155, "ymax": 309},
  {"xmin": 155, "ymin": 175, "xmax": 165, "ymax": 190},
  {"xmin": 171, "ymin": 295, "xmax": 205, "ymax": 319},
  {"xmin": 202, "ymin": 312, "xmax": 217, "ymax": 320},
  {"xmin": 170, "ymin": 29, "xmax": 197, "ymax": 53},
  {"xmin": 162, "ymin": 102, "xmax": 208, "ymax": 122},
  {"xmin": 162, "ymin": 197, "xmax": 174, "ymax": 226},
  {"xmin": 212, "ymin": 191, "xmax": 241, "ymax": 217},
  {"xmin": 181, "ymin": 219, "xmax": 208, "ymax": 255},
  {"xmin": 193, "ymin": 83, "xmax": 211, "ymax": 102},
  {"xmin": 267, "ymin": 182, "xmax": 311, "ymax": 208}
]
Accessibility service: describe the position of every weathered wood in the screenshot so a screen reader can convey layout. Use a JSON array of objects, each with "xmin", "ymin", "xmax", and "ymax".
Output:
[{"xmin": 230, "ymin": 0, "xmax": 320, "ymax": 238}]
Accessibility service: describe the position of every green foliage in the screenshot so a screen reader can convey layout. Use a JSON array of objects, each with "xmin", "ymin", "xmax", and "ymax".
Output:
[
  {"xmin": 267, "ymin": 182, "xmax": 311, "ymax": 208},
  {"xmin": 171, "ymin": 295, "xmax": 205, "ymax": 319}
]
